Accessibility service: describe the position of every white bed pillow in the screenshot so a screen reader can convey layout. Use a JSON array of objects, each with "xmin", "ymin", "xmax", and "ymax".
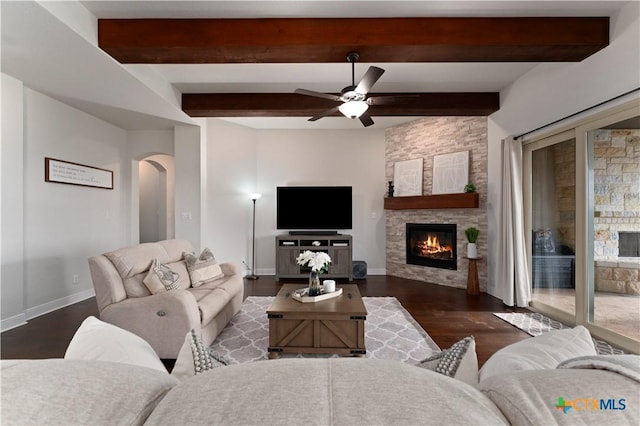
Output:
[
  {"xmin": 64, "ymin": 316, "xmax": 167, "ymax": 373},
  {"xmin": 479, "ymin": 325, "xmax": 596, "ymax": 383}
]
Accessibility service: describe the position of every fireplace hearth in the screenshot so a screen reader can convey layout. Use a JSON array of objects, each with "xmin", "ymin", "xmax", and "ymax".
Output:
[{"xmin": 406, "ymin": 223, "xmax": 457, "ymax": 270}]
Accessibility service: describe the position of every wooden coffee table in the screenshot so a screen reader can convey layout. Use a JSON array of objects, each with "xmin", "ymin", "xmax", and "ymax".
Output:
[{"xmin": 267, "ymin": 284, "xmax": 367, "ymax": 358}]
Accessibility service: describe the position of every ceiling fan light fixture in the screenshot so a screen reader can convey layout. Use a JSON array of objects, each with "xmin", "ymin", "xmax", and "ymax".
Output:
[{"xmin": 338, "ymin": 101, "xmax": 369, "ymax": 119}]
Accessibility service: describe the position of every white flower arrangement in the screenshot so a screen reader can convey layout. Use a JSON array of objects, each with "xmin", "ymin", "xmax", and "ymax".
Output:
[{"xmin": 296, "ymin": 250, "xmax": 331, "ymax": 273}]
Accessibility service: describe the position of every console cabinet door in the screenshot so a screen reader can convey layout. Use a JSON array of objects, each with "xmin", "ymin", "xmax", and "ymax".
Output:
[
  {"xmin": 277, "ymin": 248, "xmax": 299, "ymax": 277},
  {"xmin": 329, "ymin": 247, "xmax": 351, "ymax": 276}
]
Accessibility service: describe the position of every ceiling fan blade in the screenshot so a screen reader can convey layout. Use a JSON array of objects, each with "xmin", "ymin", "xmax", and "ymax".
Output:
[
  {"xmin": 367, "ymin": 94, "xmax": 419, "ymax": 105},
  {"xmin": 355, "ymin": 66, "xmax": 385, "ymax": 95},
  {"xmin": 295, "ymin": 88, "xmax": 341, "ymax": 102},
  {"xmin": 359, "ymin": 112, "xmax": 375, "ymax": 127},
  {"xmin": 309, "ymin": 105, "xmax": 340, "ymax": 122}
]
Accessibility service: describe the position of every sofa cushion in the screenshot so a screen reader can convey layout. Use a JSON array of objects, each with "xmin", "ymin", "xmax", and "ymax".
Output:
[
  {"xmin": 479, "ymin": 325, "xmax": 597, "ymax": 383},
  {"xmin": 105, "ymin": 243, "xmax": 166, "ymax": 278},
  {"xmin": 0, "ymin": 359, "xmax": 177, "ymax": 425},
  {"xmin": 64, "ymin": 316, "xmax": 167, "ymax": 373},
  {"xmin": 104, "ymin": 239, "xmax": 194, "ymax": 298},
  {"xmin": 171, "ymin": 330, "xmax": 230, "ymax": 382},
  {"xmin": 417, "ymin": 336, "xmax": 478, "ymax": 386},
  {"xmin": 183, "ymin": 248, "xmax": 224, "ymax": 287},
  {"xmin": 480, "ymin": 368, "xmax": 639, "ymax": 425},
  {"xmin": 146, "ymin": 358, "xmax": 508, "ymax": 426},
  {"xmin": 143, "ymin": 258, "xmax": 181, "ymax": 294},
  {"xmin": 188, "ymin": 274, "xmax": 241, "ymax": 325}
]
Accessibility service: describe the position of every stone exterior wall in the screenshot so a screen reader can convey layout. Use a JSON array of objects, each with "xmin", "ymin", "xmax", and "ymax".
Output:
[
  {"xmin": 596, "ymin": 260, "xmax": 639, "ymax": 295},
  {"xmin": 593, "ymin": 129, "xmax": 640, "ymax": 295},
  {"xmin": 385, "ymin": 117, "xmax": 488, "ymax": 290}
]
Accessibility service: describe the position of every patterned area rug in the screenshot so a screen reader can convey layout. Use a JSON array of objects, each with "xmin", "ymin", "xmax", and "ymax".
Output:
[
  {"xmin": 493, "ymin": 312, "xmax": 625, "ymax": 355},
  {"xmin": 210, "ymin": 296, "xmax": 440, "ymax": 364}
]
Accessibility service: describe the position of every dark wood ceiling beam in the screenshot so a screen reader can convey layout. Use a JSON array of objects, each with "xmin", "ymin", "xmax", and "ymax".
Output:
[
  {"xmin": 181, "ymin": 93, "xmax": 500, "ymax": 117},
  {"xmin": 98, "ymin": 17, "xmax": 609, "ymax": 64}
]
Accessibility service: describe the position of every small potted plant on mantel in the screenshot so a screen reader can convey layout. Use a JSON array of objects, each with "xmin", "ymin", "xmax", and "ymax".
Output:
[
  {"xmin": 465, "ymin": 227, "xmax": 480, "ymax": 259},
  {"xmin": 464, "ymin": 183, "xmax": 476, "ymax": 193}
]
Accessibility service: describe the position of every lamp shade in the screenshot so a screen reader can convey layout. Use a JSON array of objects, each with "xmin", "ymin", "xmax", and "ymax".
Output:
[
  {"xmin": 248, "ymin": 193, "xmax": 262, "ymax": 200},
  {"xmin": 338, "ymin": 101, "xmax": 369, "ymax": 119}
]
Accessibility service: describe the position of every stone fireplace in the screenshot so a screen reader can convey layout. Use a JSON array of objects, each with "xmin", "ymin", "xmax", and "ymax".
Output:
[
  {"xmin": 385, "ymin": 116, "xmax": 488, "ymax": 291},
  {"xmin": 406, "ymin": 223, "xmax": 457, "ymax": 270}
]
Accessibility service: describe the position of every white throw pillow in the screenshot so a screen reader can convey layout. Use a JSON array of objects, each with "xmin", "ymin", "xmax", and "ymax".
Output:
[
  {"xmin": 417, "ymin": 336, "xmax": 478, "ymax": 387},
  {"xmin": 142, "ymin": 258, "xmax": 181, "ymax": 294},
  {"xmin": 479, "ymin": 325, "xmax": 596, "ymax": 383},
  {"xmin": 64, "ymin": 316, "xmax": 167, "ymax": 373}
]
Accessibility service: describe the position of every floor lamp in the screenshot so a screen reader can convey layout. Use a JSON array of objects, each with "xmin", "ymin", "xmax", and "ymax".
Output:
[{"xmin": 247, "ymin": 193, "xmax": 262, "ymax": 280}]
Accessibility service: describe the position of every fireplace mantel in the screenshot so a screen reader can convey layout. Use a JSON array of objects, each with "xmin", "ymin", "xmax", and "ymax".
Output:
[{"xmin": 384, "ymin": 193, "xmax": 479, "ymax": 210}]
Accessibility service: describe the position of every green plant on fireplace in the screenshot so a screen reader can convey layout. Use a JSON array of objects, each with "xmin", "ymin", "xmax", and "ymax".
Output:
[
  {"xmin": 465, "ymin": 227, "xmax": 480, "ymax": 243},
  {"xmin": 464, "ymin": 183, "xmax": 476, "ymax": 193}
]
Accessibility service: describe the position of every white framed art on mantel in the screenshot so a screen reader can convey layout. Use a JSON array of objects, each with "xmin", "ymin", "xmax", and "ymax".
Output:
[
  {"xmin": 393, "ymin": 158, "xmax": 423, "ymax": 196},
  {"xmin": 432, "ymin": 151, "xmax": 469, "ymax": 194}
]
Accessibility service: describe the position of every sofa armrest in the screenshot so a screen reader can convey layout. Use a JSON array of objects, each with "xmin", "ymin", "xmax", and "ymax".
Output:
[
  {"xmin": 89, "ymin": 255, "xmax": 127, "ymax": 312},
  {"xmin": 219, "ymin": 262, "xmax": 241, "ymax": 276},
  {"xmin": 100, "ymin": 290, "xmax": 201, "ymax": 359}
]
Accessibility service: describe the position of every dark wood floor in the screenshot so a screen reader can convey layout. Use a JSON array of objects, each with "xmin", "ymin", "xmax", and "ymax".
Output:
[{"xmin": 1, "ymin": 275, "xmax": 530, "ymax": 366}]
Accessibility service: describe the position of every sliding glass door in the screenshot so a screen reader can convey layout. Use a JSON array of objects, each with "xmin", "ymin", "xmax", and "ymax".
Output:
[
  {"xmin": 528, "ymin": 135, "xmax": 577, "ymax": 320},
  {"xmin": 585, "ymin": 116, "xmax": 640, "ymax": 343},
  {"xmin": 524, "ymin": 99, "xmax": 640, "ymax": 353}
]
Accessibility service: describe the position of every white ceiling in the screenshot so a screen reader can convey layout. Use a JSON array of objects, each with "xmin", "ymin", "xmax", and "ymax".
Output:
[{"xmin": 2, "ymin": 1, "xmax": 630, "ymax": 130}]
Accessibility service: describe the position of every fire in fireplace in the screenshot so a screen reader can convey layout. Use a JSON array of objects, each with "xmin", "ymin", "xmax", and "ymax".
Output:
[{"xmin": 406, "ymin": 223, "xmax": 457, "ymax": 270}]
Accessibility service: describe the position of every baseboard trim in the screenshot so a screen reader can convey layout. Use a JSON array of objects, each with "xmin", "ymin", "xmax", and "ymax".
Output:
[
  {"xmin": 1, "ymin": 313, "xmax": 27, "ymax": 333},
  {"xmin": 25, "ymin": 288, "xmax": 95, "ymax": 321},
  {"xmin": 367, "ymin": 268, "xmax": 387, "ymax": 275}
]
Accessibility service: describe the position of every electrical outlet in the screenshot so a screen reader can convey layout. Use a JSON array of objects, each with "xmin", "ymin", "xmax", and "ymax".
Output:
[{"xmin": 72, "ymin": 274, "xmax": 79, "ymax": 285}]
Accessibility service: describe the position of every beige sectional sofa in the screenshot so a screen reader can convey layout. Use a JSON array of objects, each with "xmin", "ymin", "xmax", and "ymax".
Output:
[
  {"xmin": 2, "ymin": 355, "xmax": 638, "ymax": 425},
  {"xmin": 88, "ymin": 239, "xmax": 243, "ymax": 358},
  {"xmin": 2, "ymin": 313, "xmax": 639, "ymax": 425}
]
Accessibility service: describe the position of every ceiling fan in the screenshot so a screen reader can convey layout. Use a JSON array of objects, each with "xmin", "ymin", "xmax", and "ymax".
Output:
[{"xmin": 295, "ymin": 52, "xmax": 408, "ymax": 127}]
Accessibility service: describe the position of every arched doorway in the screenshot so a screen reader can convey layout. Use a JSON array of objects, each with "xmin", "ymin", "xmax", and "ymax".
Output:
[{"xmin": 138, "ymin": 154, "xmax": 175, "ymax": 243}]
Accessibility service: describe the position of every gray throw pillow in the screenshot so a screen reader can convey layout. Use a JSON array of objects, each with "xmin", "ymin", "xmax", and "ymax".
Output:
[
  {"xmin": 183, "ymin": 248, "xmax": 224, "ymax": 287},
  {"xmin": 417, "ymin": 336, "xmax": 478, "ymax": 386},
  {"xmin": 171, "ymin": 330, "xmax": 230, "ymax": 381}
]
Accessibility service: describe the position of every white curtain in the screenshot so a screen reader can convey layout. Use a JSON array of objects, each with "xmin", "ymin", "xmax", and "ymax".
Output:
[{"xmin": 497, "ymin": 137, "xmax": 531, "ymax": 307}]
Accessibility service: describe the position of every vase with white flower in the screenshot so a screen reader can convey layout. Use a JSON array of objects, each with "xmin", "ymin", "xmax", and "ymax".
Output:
[{"xmin": 296, "ymin": 250, "xmax": 332, "ymax": 296}]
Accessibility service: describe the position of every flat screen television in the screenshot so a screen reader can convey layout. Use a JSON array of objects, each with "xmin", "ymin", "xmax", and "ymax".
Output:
[{"xmin": 277, "ymin": 186, "xmax": 352, "ymax": 231}]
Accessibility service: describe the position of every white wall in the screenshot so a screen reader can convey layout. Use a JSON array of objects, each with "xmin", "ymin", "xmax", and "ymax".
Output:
[
  {"xmin": 0, "ymin": 81, "xmax": 201, "ymax": 330},
  {"xmin": 1, "ymin": 74, "xmax": 26, "ymax": 329},
  {"xmin": 486, "ymin": 2, "xmax": 640, "ymax": 298},
  {"xmin": 21, "ymin": 87, "xmax": 129, "ymax": 317},
  {"xmin": 256, "ymin": 129, "xmax": 387, "ymax": 274},
  {"xmin": 202, "ymin": 118, "xmax": 386, "ymax": 275},
  {"xmin": 203, "ymin": 119, "xmax": 257, "ymax": 272},
  {"xmin": 174, "ymin": 125, "xmax": 204, "ymax": 251}
]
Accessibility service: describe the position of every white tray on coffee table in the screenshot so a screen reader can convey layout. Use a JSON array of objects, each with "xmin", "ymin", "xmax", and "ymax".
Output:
[{"xmin": 291, "ymin": 287, "xmax": 343, "ymax": 303}]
